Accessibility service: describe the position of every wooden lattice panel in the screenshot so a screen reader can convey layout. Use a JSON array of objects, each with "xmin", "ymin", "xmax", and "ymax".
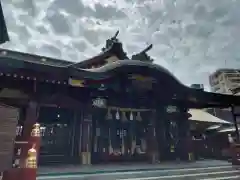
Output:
[{"xmin": 0, "ymin": 104, "xmax": 19, "ymax": 172}]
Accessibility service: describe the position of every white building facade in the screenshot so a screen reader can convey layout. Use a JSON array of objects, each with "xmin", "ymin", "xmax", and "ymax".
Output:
[{"xmin": 209, "ymin": 69, "xmax": 240, "ymax": 94}]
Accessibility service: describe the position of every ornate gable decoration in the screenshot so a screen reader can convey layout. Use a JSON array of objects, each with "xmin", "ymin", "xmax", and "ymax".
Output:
[{"xmin": 105, "ymin": 56, "xmax": 119, "ymax": 64}]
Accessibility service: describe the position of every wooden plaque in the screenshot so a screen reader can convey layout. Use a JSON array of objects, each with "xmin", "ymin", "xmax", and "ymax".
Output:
[{"xmin": 0, "ymin": 104, "xmax": 19, "ymax": 172}]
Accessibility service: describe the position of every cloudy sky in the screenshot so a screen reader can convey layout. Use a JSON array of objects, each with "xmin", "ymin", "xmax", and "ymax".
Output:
[{"xmin": 1, "ymin": 0, "xmax": 240, "ymax": 90}]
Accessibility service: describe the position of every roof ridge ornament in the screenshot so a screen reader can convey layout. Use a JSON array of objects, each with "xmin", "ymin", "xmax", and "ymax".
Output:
[
  {"xmin": 101, "ymin": 31, "xmax": 129, "ymax": 60},
  {"xmin": 131, "ymin": 44, "xmax": 154, "ymax": 63},
  {"xmin": 101, "ymin": 30, "xmax": 120, "ymax": 52}
]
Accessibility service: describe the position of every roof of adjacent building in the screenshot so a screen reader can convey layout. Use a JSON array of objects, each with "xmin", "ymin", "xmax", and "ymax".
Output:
[
  {"xmin": 189, "ymin": 109, "xmax": 231, "ymax": 124},
  {"xmin": 218, "ymin": 126, "xmax": 240, "ymax": 133}
]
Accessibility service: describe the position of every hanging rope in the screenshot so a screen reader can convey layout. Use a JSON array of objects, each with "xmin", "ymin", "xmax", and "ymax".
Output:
[{"xmin": 105, "ymin": 106, "xmax": 154, "ymax": 112}]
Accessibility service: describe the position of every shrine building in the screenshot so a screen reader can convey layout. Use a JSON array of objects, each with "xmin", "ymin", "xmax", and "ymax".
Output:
[{"xmin": 1, "ymin": 32, "xmax": 240, "ymax": 165}]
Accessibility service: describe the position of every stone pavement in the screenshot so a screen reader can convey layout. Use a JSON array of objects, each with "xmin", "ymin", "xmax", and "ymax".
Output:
[
  {"xmin": 37, "ymin": 161, "xmax": 240, "ymax": 180},
  {"xmin": 37, "ymin": 160, "xmax": 231, "ymax": 177}
]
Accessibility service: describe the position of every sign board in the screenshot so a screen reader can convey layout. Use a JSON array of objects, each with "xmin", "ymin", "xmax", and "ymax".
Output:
[
  {"xmin": 166, "ymin": 106, "xmax": 178, "ymax": 113},
  {"xmin": 129, "ymin": 74, "xmax": 156, "ymax": 90},
  {"xmin": 92, "ymin": 98, "xmax": 106, "ymax": 108},
  {"xmin": 68, "ymin": 78, "xmax": 85, "ymax": 87},
  {"xmin": 0, "ymin": 104, "xmax": 19, "ymax": 172}
]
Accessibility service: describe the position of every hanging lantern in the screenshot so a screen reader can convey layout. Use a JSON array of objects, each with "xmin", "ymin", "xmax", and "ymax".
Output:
[
  {"xmin": 106, "ymin": 108, "xmax": 112, "ymax": 120},
  {"xmin": 122, "ymin": 111, "xmax": 128, "ymax": 121},
  {"xmin": 136, "ymin": 112, "xmax": 142, "ymax": 121},
  {"xmin": 31, "ymin": 123, "xmax": 41, "ymax": 137},
  {"xmin": 116, "ymin": 109, "xmax": 120, "ymax": 120},
  {"xmin": 26, "ymin": 144, "xmax": 37, "ymax": 168},
  {"xmin": 170, "ymin": 145, "xmax": 175, "ymax": 153},
  {"xmin": 130, "ymin": 111, "xmax": 134, "ymax": 121}
]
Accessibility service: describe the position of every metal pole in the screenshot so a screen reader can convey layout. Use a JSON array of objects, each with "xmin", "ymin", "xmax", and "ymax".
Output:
[{"xmin": 231, "ymin": 106, "xmax": 240, "ymax": 142}]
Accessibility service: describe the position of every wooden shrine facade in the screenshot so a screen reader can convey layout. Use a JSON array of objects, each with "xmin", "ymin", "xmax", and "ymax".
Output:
[{"xmin": 1, "ymin": 42, "xmax": 240, "ymax": 165}]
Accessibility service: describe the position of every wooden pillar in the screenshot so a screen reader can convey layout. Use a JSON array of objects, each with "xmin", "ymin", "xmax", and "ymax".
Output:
[
  {"xmin": 155, "ymin": 108, "xmax": 165, "ymax": 162},
  {"xmin": 183, "ymin": 112, "xmax": 194, "ymax": 161},
  {"xmin": 21, "ymin": 123, "xmax": 41, "ymax": 180},
  {"xmin": 21, "ymin": 101, "xmax": 39, "ymax": 180},
  {"xmin": 230, "ymin": 106, "xmax": 240, "ymax": 165},
  {"xmin": 231, "ymin": 106, "xmax": 240, "ymax": 142},
  {"xmin": 146, "ymin": 111, "xmax": 158, "ymax": 163},
  {"xmin": 71, "ymin": 110, "xmax": 82, "ymax": 164},
  {"xmin": 80, "ymin": 114, "xmax": 92, "ymax": 165},
  {"xmin": 19, "ymin": 102, "xmax": 39, "ymax": 167}
]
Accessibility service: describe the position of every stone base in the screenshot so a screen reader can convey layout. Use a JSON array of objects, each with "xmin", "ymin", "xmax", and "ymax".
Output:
[
  {"xmin": 81, "ymin": 152, "xmax": 91, "ymax": 165},
  {"xmin": 149, "ymin": 152, "xmax": 159, "ymax": 164}
]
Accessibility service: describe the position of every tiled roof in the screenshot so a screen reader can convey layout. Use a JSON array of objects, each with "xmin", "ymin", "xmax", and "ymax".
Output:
[{"xmin": 189, "ymin": 109, "xmax": 231, "ymax": 124}]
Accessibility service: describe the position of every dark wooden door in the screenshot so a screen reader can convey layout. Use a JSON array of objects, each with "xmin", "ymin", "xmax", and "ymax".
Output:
[
  {"xmin": 38, "ymin": 107, "xmax": 76, "ymax": 165},
  {"xmin": 39, "ymin": 123, "xmax": 73, "ymax": 164}
]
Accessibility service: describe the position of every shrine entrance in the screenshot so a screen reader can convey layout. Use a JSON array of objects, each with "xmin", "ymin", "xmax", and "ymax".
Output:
[
  {"xmin": 38, "ymin": 106, "xmax": 80, "ymax": 165},
  {"xmin": 91, "ymin": 107, "xmax": 152, "ymax": 164}
]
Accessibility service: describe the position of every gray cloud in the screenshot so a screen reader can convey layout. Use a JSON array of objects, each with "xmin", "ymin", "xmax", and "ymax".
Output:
[
  {"xmin": 46, "ymin": 12, "xmax": 71, "ymax": 34},
  {"xmin": 48, "ymin": 0, "xmax": 86, "ymax": 16}
]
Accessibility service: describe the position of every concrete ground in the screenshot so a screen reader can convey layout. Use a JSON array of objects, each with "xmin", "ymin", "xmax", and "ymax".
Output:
[{"xmin": 37, "ymin": 160, "xmax": 240, "ymax": 180}]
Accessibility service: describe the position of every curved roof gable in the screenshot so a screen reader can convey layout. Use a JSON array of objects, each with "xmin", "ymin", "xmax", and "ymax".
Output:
[{"xmin": 84, "ymin": 60, "xmax": 187, "ymax": 87}]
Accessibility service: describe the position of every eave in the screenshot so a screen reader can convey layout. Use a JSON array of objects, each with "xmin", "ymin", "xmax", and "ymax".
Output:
[{"xmin": 183, "ymin": 87, "xmax": 240, "ymax": 108}]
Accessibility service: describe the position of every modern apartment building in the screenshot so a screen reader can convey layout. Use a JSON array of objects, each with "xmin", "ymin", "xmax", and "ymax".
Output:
[
  {"xmin": 208, "ymin": 69, "xmax": 240, "ymax": 124},
  {"xmin": 209, "ymin": 69, "xmax": 240, "ymax": 94}
]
